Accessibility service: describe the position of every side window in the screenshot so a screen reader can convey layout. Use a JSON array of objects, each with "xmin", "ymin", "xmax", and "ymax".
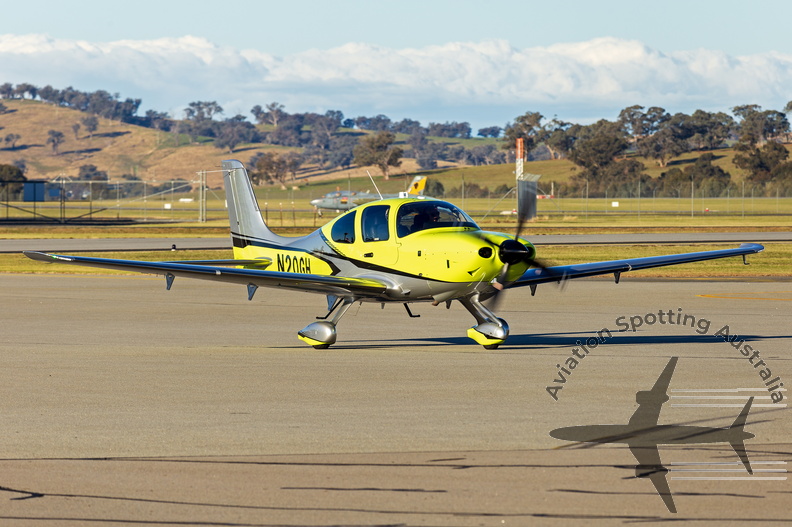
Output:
[
  {"xmin": 361, "ymin": 205, "xmax": 390, "ymax": 242},
  {"xmin": 331, "ymin": 211, "xmax": 356, "ymax": 243}
]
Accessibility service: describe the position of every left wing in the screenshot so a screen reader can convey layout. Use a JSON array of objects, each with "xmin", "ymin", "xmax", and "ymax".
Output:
[
  {"xmin": 512, "ymin": 243, "xmax": 764, "ymax": 286},
  {"xmin": 23, "ymin": 251, "xmax": 389, "ymax": 297},
  {"xmin": 630, "ymin": 445, "xmax": 676, "ymax": 513}
]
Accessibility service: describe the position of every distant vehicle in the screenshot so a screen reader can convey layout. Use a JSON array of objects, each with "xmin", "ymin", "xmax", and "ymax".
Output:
[{"xmin": 310, "ymin": 176, "xmax": 427, "ymax": 214}]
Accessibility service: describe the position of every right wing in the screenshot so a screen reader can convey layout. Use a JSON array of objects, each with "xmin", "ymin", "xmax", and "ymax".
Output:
[
  {"xmin": 629, "ymin": 357, "xmax": 678, "ymax": 427},
  {"xmin": 511, "ymin": 243, "xmax": 764, "ymax": 287},
  {"xmin": 24, "ymin": 251, "xmax": 389, "ymax": 297}
]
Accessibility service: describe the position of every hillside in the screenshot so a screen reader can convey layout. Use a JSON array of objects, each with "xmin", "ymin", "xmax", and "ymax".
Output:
[
  {"xmin": 0, "ymin": 99, "xmax": 465, "ymax": 188},
  {"xmin": 0, "ymin": 99, "xmax": 755, "ymax": 194}
]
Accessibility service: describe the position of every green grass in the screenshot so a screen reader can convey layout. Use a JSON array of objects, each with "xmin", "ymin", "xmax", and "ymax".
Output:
[{"xmin": 536, "ymin": 243, "xmax": 789, "ymax": 277}]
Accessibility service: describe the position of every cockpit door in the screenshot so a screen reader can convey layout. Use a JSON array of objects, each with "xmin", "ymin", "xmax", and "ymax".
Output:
[{"xmin": 355, "ymin": 204, "xmax": 398, "ymax": 265}]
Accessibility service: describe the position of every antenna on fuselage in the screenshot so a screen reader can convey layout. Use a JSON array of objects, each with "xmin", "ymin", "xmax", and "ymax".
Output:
[{"xmin": 367, "ymin": 170, "xmax": 384, "ymax": 200}]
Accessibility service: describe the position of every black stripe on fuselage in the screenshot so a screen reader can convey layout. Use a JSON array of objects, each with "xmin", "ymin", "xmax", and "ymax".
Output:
[
  {"xmin": 317, "ymin": 231, "xmax": 453, "ymax": 284},
  {"xmin": 230, "ymin": 232, "xmax": 342, "ymax": 275}
]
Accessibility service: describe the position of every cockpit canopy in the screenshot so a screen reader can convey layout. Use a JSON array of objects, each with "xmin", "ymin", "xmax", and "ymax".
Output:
[
  {"xmin": 328, "ymin": 199, "xmax": 479, "ymax": 245},
  {"xmin": 395, "ymin": 200, "xmax": 477, "ymax": 237}
]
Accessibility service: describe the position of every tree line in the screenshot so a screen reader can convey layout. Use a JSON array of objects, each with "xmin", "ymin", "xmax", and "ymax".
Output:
[
  {"xmin": 2, "ymin": 81, "xmax": 792, "ymax": 196},
  {"xmin": 503, "ymin": 104, "xmax": 792, "ymax": 197}
]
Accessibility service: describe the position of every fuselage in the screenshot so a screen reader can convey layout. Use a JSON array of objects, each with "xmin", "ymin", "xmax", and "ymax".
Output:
[
  {"xmin": 550, "ymin": 424, "xmax": 754, "ymax": 446},
  {"xmin": 232, "ymin": 197, "xmax": 534, "ymax": 304}
]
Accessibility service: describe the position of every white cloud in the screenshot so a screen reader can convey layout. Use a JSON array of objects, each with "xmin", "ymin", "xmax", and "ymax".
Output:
[{"xmin": 2, "ymin": 33, "xmax": 791, "ymax": 127}]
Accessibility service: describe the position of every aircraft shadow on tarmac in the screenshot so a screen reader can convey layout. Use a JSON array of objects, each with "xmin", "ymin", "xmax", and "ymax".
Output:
[{"xmin": 330, "ymin": 332, "xmax": 778, "ymax": 350}]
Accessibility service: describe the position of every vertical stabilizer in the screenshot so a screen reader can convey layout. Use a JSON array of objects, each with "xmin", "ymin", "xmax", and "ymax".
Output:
[
  {"xmin": 408, "ymin": 176, "xmax": 427, "ymax": 196},
  {"xmin": 222, "ymin": 159, "xmax": 286, "ymax": 243}
]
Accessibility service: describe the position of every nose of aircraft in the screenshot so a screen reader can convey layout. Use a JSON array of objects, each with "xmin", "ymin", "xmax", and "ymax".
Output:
[{"xmin": 310, "ymin": 199, "xmax": 321, "ymax": 206}]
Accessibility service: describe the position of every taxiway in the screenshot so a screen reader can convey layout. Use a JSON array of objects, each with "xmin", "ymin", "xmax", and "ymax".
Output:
[{"xmin": 0, "ymin": 272, "xmax": 789, "ymax": 525}]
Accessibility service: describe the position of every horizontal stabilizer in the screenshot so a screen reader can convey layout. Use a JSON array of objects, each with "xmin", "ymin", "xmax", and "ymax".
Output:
[{"xmin": 729, "ymin": 397, "xmax": 755, "ymax": 474}]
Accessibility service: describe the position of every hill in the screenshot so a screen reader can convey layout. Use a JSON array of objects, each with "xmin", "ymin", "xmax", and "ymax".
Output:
[
  {"xmin": 0, "ymin": 99, "xmax": 755, "ymax": 195},
  {"xmin": 0, "ymin": 99, "xmax": 471, "ymax": 188}
]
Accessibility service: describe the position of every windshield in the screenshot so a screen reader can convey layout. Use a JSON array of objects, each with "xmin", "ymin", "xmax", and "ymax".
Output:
[{"xmin": 396, "ymin": 201, "xmax": 478, "ymax": 237}]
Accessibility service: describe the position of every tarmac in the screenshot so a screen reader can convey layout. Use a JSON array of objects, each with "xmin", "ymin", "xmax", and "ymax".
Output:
[{"xmin": 0, "ymin": 271, "xmax": 790, "ymax": 525}]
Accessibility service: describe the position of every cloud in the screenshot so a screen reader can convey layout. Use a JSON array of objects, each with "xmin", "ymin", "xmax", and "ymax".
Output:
[{"xmin": 1, "ymin": 34, "xmax": 791, "ymax": 127}]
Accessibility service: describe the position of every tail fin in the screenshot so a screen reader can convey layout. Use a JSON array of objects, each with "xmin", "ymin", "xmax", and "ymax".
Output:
[
  {"xmin": 729, "ymin": 396, "xmax": 755, "ymax": 474},
  {"xmin": 222, "ymin": 159, "xmax": 286, "ymax": 244},
  {"xmin": 408, "ymin": 176, "xmax": 427, "ymax": 196}
]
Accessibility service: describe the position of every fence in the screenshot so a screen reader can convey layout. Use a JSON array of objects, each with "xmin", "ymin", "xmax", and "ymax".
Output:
[
  {"xmin": 1, "ymin": 173, "xmax": 211, "ymax": 223},
  {"xmin": 2, "ymin": 177, "xmax": 791, "ymax": 225}
]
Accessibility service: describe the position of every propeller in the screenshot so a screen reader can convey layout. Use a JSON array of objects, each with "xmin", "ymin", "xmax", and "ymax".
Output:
[{"xmin": 486, "ymin": 212, "xmax": 563, "ymax": 310}]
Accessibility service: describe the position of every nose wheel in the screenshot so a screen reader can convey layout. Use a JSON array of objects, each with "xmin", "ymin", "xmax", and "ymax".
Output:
[
  {"xmin": 467, "ymin": 325, "xmax": 507, "ymax": 349},
  {"xmin": 459, "ymin": 294, "xmax": 510, "ymax": 349}
]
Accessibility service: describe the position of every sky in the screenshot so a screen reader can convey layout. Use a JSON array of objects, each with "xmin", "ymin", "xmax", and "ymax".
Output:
[{"xmin": 3, "ymin": 0, "xmax": 792, "ymax": 130}]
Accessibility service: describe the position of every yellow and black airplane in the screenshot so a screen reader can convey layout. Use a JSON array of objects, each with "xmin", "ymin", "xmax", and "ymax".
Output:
[{"xmin": 25, "ymin": 159, "xmax": 764, "ymax": 349}]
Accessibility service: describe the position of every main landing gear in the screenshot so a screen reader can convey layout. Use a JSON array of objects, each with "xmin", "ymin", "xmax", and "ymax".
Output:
[
  {"xmin": 297, "ymin": 297, "xmax": 354, "ymax": 349},
  {"xmin": 297, "ymin": 294, "xmax": 509, "ymax": 350}
]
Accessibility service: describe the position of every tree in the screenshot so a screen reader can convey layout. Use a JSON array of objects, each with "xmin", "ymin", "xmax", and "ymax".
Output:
[
  {"xmin": 250, "ymin": 152, "xmax": 290, "ymax": 188},
  {"xmin": 658, "ymin": 167, "xmax": 689, "ymax": 198},
  {"xmin": 214, "ymin": 115, "xmax": 258, "ymax": 153},
  {"xmin": 733, "ymin": 105, "xmax": 789, "ymax": 145},
  {"xmin": 4, "ymin": 133, "xmax": 21, "ymax": 149},
  {"xmin": 468, "ymin": 144, "xmax": 505, "ymax": 165},
  {"xmin": 427, "ymin": 121, "xmax": 471, "ymax": 138},
  {"xmin": 266, "ymin": 114, "xmax": 305, "ymax": 147},
  {"xmin": 502, "ymin": 111, "xmax": 545, "ymax": 152},
  {"xmin": 38, "ymin": 85, "xmax": 60, "ymax": 104},
  {"xmin": 282, "ymin": 151, "xmax": 303, "ymax": 181},
  {"xmin": 0, "ymin": 163, "xmax": 25, "ymax": 197},
  {"xmin": 542, "ymin": 119, "xmax": 574, "ymax": 159},
  {"xmin": 308, "ymin": 113, "xmax": 339, "ymax": 154},
  {"xmin": 393, "ymin": 118, "xmax": 423, "ymax": 135},
  {"xmin": 71, "ymin": 122, "xmax": 81, "ymax": 140},
  {"xmin": 415, "ymin": 141, "xmax": 449, "ymax": 169},
  {"xmin": 81, "ymin": 115, "xmax": 99, "ymax": 140},
  {"xmin": 732, "ymin": 140, "xmax": 789, "ymax": 185},
  {"xmin": 326, "ymin": 135, "xmax": 358, "ymax": 170},
  {"xmin": 0, "ymin": 83, "xmax": 13, "ymax": 99},
  {"xmin": 568, "ymin": 120, "xmax": 628, "ymax": 172},
  {"xmin": 46, "ymin": 130, "xmax": 65, "ymax": 155},
  {"xmin": 686, "ymin": 153, "xmax": 732, "ymax": 197},
  {"xmin": 184, "ymin": 101, "xmax": 223, "ymax": 122},
  {"xmin": 477, "ymin": 126, "xmax": 502, "ymax": 138},
  {"xmin": 637, "ymin": 127, "xmax": 688, "ymax": 167},
  {"xmin": 617, "ymin": 105, "xmax": 670, "ymax": 150},
  {"xmin": 687, "ymin": 110, "xmax": 734, "ymax": 150},
  {"xmin": 657, "ymin": 153, "xmax": 732, "ymax": 197},
  {"xmin": 265, "ymin": 102, "xmax": 286, "ymax": 127},
  {"xmin": 14, "ymin": 83, "xmax": 37, "ymax": 100},
  {"xmin": 353, "ymin": 131, "xmax": 403, "ymax": 179},
  {"xmin": 252, "ymin": 102, "xmax": 287, "ymax": 127}
]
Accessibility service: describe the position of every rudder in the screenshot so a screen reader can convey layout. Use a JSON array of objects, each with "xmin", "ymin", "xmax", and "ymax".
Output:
[{"xmin": 222, "ymin": 159, "xmax": 286, "ymax": 244}]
